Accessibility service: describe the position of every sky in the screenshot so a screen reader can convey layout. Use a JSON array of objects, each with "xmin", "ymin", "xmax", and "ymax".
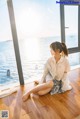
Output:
[{"xmin": 0, "ymin": 0, "xmax": 78, "ymax": 41}]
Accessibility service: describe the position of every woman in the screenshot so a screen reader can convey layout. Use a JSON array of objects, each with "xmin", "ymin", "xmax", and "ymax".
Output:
[{"xmin": 22, "ymin": 41, "xmax": 72, "ymax": 101}]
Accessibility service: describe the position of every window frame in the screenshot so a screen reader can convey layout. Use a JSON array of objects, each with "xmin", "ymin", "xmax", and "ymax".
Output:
[{"xmin": 60, "ymin": 1, "xmax": 80, "ymax": 54}]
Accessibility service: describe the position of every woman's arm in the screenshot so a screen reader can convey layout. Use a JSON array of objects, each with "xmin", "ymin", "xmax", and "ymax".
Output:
[
  {"xmin": 62, "ymin": 58, "xmax": 70, "ymax": 81},
  {"xmin": 40, "ymin": 61, "xmax": 49, "ymax": 83},
  {"xmin": 34, "ymin": 59, "xmax": 51, "ymax": 85}
]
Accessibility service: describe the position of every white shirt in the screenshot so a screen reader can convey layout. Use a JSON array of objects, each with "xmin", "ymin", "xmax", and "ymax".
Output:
[{"xmin": 41, "ymin": 56, "xmax": 72, "ymax": 91}]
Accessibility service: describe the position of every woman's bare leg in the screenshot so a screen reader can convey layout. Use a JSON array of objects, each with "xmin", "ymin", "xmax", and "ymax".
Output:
[
  {"xmin": 22, "ymin": 81, "xmax": 53, "ymax": 101},
  {"xmin": 30, "ymin": 88, "xmax": 52, "ymax": 99},
  {"xmin": 37, "ymin": 87, "xmax": 52, "ymax": 95}
]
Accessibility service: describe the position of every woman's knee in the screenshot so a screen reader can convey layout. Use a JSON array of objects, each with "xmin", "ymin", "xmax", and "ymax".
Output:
[
  {"xmin": 38, "ymin": 88, "xmax": 51, "ymax": 95},
  {"xmin": 47, "ymin": 80, "xmax": 54, "ymax": 88},
  {"xmin": 38, "ymin": 91, "xmax": 45, "ymax": 95}
]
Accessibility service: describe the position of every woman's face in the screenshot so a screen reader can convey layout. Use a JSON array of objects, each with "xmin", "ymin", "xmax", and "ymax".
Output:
[
  {"xmin": 50, "ymin": 48, "xmax": 61, "ymax": 56},
  {"xmin": 50, "ymin": 48, "xmax": 55, "ymax": 56}
]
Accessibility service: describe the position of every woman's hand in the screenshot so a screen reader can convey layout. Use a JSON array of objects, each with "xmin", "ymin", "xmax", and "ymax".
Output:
[
  {"xmin": 34, "ymin": 79, "xmax": 44, "ymax": 85},
  {"xmin": 34, "ymin": 80, "xmax": 39, "ymax": 85}
]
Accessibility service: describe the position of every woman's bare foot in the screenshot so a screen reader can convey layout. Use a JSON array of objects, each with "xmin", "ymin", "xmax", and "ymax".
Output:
[
  {"xmin": 30, "ymin": 93, "xmax": 39, "ymax": 99},
  {"xmin": 22, "ymin": 93, "xmax": 30, "ymax": 102}
]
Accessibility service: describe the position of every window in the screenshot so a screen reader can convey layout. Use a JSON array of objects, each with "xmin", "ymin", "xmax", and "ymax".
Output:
[
  {"xmin": 0, "ymin": 0, "xmax": 19, "ymax": 90},
  {"xmin": 13, "ymin": 0, "xmax": 61, "ymax": 82},
  {"xmin": 64, "ymin": 6, "xmax": 78, "ymax": 48},
  {"xmin": 60, "ymin": 4, "xmax": 80, "ymax": 53}
]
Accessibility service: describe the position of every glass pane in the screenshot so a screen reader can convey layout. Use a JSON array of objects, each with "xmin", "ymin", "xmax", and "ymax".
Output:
[
  {"xmin": 69, "ymin": 52, "xmax": 80, "ymax": 66},
  {"xmin": 0, "ymin": 1, "xmax": 19, "ymax": 90},
  {"xmin": 13, "ymin": 0, "xmax": 61, "ymax": 82},
  {"xmin": 64, "ymin": 6, "xmax": 78, "ymax": 48}
]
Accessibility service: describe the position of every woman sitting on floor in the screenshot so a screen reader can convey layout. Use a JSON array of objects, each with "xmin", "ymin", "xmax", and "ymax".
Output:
[{"xmin": 22, "ymin": 41, "xmax": 72, "ymax": 101}]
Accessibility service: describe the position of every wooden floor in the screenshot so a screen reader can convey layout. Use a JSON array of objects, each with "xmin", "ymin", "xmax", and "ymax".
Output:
[{"xmin": 0, "ymin": 68, "xmax": 80, "ymax": 119}]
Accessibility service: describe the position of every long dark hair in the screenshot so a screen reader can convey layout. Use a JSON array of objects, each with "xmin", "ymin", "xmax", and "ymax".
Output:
[{"xmin": 50, "ymin": 41, "xmax": 68, "ymax": 56}]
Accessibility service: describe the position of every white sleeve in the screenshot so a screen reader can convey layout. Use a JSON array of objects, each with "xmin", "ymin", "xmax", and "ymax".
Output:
[
  {"xmin": 40, "ymin": 61, "xmax": 49, "ymax": 83},
  {"xmin": 62, "ymin": 59, "xmax": 70, "ymax": 81},
  {"xmin": 65, "ymin": 59, "xmax": 70, "ymax": 72}
]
